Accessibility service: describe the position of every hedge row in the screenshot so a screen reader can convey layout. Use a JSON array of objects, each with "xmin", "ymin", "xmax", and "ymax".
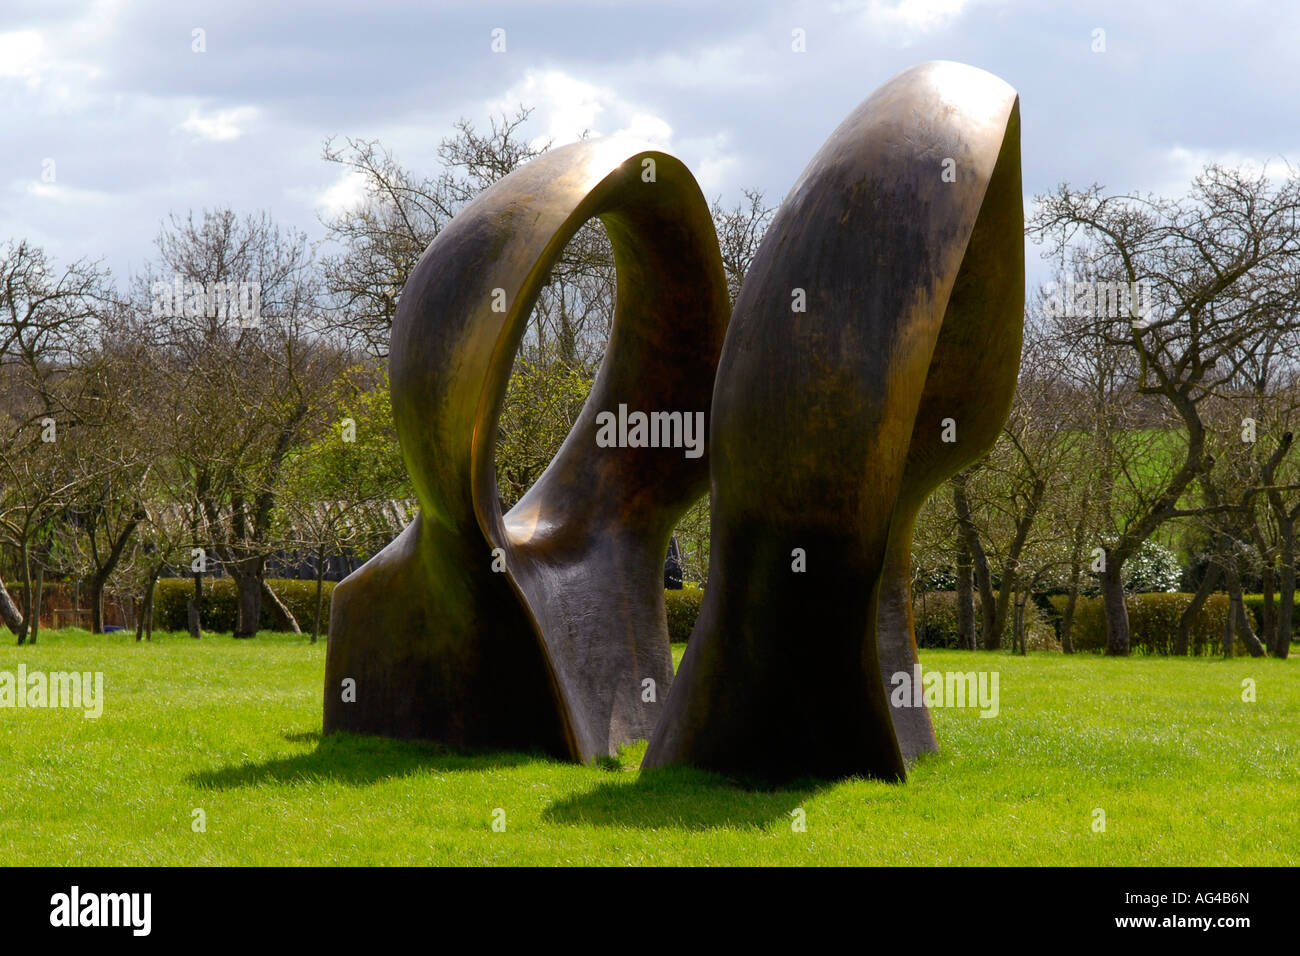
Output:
[
  {"xmin": 911, "ymin": 591, "xmax": 1058, "ymax": 650},
  {"xmin": 665, "ymin": 585, "xmax": 704, "ymax": 643},
  {"xmin": 155, "ymin": 577, "xmax": 703, "ymax": 640},
  {"xmin": 154, "ymin": 578, "xmax": 336, "ymax": 633},
  {"xmin": 1241, "ymin": 594, "xmax": 1300, "ymax": 640},
  {"xmin": 148, "ymin": 576, "xmax": 1289, "ymax": 652},
  {"xmin": 1047, "ymin": 592, "xmax": 1233, "ymax": 655}
]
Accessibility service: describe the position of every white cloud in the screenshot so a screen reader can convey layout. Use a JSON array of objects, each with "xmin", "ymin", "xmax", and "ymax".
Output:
[
  {"xmin": 313, "ymin": 169, "xmax": 369, "ymax": 215},
  {"xmin": 0, "ymin": 30, "xmax": 45, "ymax": 81},
  {"xmin": 640, "ymin": 43, "xmax": 768, "ymax": 92},
  {"xmin": 678, "ymin": 133, "xmax": 739, "ymax": 196},
  {"xmin": 0, "ymin": 24, "xmax": 105, "ymax": 108},
  {"xmin": 1145, "ymin": 145, "xmax": 1300, "ymax": 200},
  {"xmin": 22, "ymin": 180, "xmax": 111, "ymax": 205},
  {"xmin": 612, "ymin": 112, "xmax": 673, "ymax": 145},
  {"xmin": 834, "ymin": 0, "xmax": 979, "ymax": 35},
  {"xmin": 488, "ymin": 67, "xmax": 743, "ymax": 194},
  {"xmin": 1162, "ymin": 145, "xmax": 1272, "ymax": 183},
  {"xmin": 177, "ymin": 106, "xmax": 260, "ymax": 142},
  {"xmin": 490, "ymin": 68, "xmax": 672, "ymax": 149}
]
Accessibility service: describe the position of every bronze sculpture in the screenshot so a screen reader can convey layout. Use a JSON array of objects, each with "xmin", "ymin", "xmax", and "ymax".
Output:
[
  {"xmin": 323, "ymin": 140, "xmax": 730, "ymax": 762},
  {"xmin": 324, "ymin": 61, "xmax": 1023, "ymax": 785},
  {"xmin": 643, "ymin": 61, "xmax": 1023, "ymax": 782}
]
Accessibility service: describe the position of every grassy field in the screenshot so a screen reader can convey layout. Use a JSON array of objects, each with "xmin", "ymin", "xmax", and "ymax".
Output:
[{"xmin": 1, "ymin": 629, "xmax": 1296, "ymax": 865}]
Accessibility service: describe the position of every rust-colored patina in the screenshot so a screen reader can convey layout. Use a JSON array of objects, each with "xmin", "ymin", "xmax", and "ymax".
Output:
[
  {"xmin": 643, "ymin": 62, "xmax": 1024, "ymax": 783},
  {"xmin": 323, "ymin": 141, "xmax": 730, "ymax": 762}
]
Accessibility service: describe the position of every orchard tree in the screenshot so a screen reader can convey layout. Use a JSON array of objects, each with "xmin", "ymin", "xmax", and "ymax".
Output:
[
  {"xmin": 280, "ymin": 367, "xmax": 411, "ymax": 641},
  {"xmin": 0, "ymin": 240, "xmax": 113, "ymax": 642},
  {"xmin": 1029, "ymin": 163, "xmax": 1300, "ymax": 654},
  {"xmin": 136, "ymin": 208, "xmax": 347, "ymax": 637}
]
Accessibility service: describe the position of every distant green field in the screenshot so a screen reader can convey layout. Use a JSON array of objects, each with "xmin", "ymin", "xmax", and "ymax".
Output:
[{"xmin": 0, "ymin": 630, "xmax": 1295, "ymax": 865}]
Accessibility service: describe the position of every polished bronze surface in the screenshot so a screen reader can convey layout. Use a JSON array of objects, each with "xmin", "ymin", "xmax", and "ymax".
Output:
[
  {"xmin": 323, "ymin": 140, "xmax": 730, "ymax": 762},
  {"xmin": 643, "ymin": 62, "xmax": 1023, "ymax": 783}
]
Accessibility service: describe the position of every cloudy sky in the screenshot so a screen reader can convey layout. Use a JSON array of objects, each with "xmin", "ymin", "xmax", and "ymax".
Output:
[{"xmin": 2, "ymin": 0, "xmax": 1297, "ymax": 287}]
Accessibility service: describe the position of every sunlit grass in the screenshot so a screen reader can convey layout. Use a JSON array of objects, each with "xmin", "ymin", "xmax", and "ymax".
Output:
[{"xmin": 0, "ymin": 629, "xmax": 1295, "ymax": 865}]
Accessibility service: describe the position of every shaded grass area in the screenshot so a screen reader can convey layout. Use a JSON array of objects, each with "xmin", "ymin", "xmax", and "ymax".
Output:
[{"xmin": 0, "ymin": 629, "xmax": 1296, "ymax": 865}]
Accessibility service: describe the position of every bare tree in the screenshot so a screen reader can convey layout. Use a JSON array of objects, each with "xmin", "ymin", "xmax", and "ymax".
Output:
[
  {"xmin": 134, "ymin": 208, "xmax": 345, "ymax": 637},
  {"xmin": 1029, "ymin": 164, "xmax": 1300, "ymax": 654},
  {"xmin": 0, "ymin": 240, "xmax": 113, "ymax": 642}
]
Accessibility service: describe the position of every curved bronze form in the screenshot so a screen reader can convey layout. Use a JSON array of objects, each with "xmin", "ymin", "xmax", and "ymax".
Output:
[
  {"xmin": 323, "ymin": 140, "xmax": 730, "ymax": 762},
  {"xmin": 643, "ymin": 62, "xmax": 1023, "ymax": 783}
]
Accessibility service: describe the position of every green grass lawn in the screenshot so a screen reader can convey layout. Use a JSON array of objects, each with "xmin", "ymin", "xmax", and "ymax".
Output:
[{"xmin": 1, "ymin": 629, "xmax": 1296, "ymax": 865}]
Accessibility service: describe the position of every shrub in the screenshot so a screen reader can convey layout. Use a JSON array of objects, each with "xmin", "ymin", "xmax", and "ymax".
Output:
[
  {"xmin": 153, "ymin": 578, "xmax": 336, "ymax": 633},
  {"xmin": 665, "ymin": 585, "xmax": 704, "ymax": 643},
  {"xmin": 913, "ymin": 590, "xmax": 961, "ymax": 648},
  {"xmin": 913, "ymin": 591, "xmax": 1057, "ymax": 650},
  {"xmin": 1048, "ymin": 592, "xmax": 1232, "ymax": 655},
  {"xmin": 1122, "ymin": 540, "xmax": 1182, "ymax": 593},
  {"xmin": 158, "ymin": 578, "xmax": 708, "ymax": 640},
  {"xmin": 1241, "ymin": 594, "xmax": 1300, "ymax": 642}
]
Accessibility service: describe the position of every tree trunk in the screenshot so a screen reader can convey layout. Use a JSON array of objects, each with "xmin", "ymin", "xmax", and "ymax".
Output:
[
  {"xmin": 145, "ymin": 574, "xmax": 157, "ymax": 642},
  {"xmin": 312, "ymin": 551, "xmax": 326, "ymax": 644},
  {"xmin": 233, "ymin": 569, "xmax": 261, "ymax": 638},
  {"xmin": 1259, "ymin": 564, "xmax": 1277, "ymax": 653},
  {"xmin": 1275, "ymin": 531, "xmax": 1294, "ymax": 659},
  {"xmin": 1234, "ymin": 598, "xmax": 1267, "ymax": 657},
  {"xmin": 1274, "ymin": 530, "xmax": 1294, "ymax": 658},
  {"xmin": 1175, "ymin": 562, "xmax": 1221, "ymax": 656},
  {"xmin": 973, "ymin": 562, "xmax": 997, "ymax": 648},
  {"xmin": 1227, "ymin": 582, "xmax": 1268, "ymax": 658},
  {"xmin": 1014, "ymin": 591, "xmax": 1027, "ymax": 655},
  {"xmin": 994, "ymin": 487, "xmax": 1043, "ymax": 647},
  {"xmin": 16, "ymin": 541, "xmax": 35, "ymax": 645},
  {"xmin": 952, "ymin": 474, "xmax": 999, "ymax": 649},
  {"xmin": 90, "ymin": 577, "xmax": 105, "ymax": 634},
  {"xmin": 1059, "ymin": 491, "xmax": 1089, "ymax": 656},
  {"xmin": 187, "ymin": 571, "xmax": 203, "ymax": 639},
  {"xmin": 1100, "ymin": 555, "xmax": 1130, "ymax": 656},
  {"xmin": 89, "ymin": 511, "xmax": 144, "ymax": 634},
  {"xmin": 261, "ymin": 578, "xmax": 301, "ymax": 634},
  {"xmin": 0, "ymin": 573, "xmax": 23, "ymax": 635},
  {"xmin": 1059, "ymin": 584, "xmax": 1077, "ymax": 655},
  {"xmin": 955, "ymin": 535, "xmax": 976, "ymax": 651},
  {"xmin": 1225, "ymin": 569, "xmax": 1267, "ymax": 658},
  {"xmin": 138, "ymin": 567, "xmax": 161, "ymax": 642},
  {"xmin": 1222, "ymin": 592, "xmax": 1234, "ymax": 657},
  {"xmin": 29, "ymin": 564, "xmax": 44, "ymax": 646}
]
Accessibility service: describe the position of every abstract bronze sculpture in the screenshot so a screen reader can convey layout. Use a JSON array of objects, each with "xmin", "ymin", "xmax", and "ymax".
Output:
[
  {"xmin": 323, "ymin": 140, "xmax": 730, "ymax": 762},
  {"xmin": 324, "ymin": 61, "xmax": 1022, "ymax": 784},
  {"xmin": 643, "ymin": 61, "xmax": 1023, "ymax": 782}
]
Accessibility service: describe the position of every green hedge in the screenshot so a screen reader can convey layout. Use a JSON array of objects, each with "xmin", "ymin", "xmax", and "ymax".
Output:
[
  {"xmin": 156, "ymin": 577, "xmax": 704, "ymax": 640},
  {"xmin": 913, "ymin": 590, "xmax": 961, "ymax": 648},
  {"xmin": 154, "ymin": 578, "xmax": 336, "ymax": 633},
  {"xmin": 1047, "ymin": 592, "xmax": 1235, "ymax": 655},
  {"xmin": 912, "ymin": 590, "xmax": 1057, "ymax": 650},
  {"xmin": 665, "ymin": 585, "xmax": 704, "ymax": 643},
  {"xmin": 1241, "ymin": 594, "xmax": 1300, "ymax": 641},
  {"xmin": 153, "ymin": 577, "xmax": 1286, "ymax": 652}
]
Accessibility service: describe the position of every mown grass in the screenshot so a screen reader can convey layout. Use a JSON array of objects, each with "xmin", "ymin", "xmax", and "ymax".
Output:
[{"xmin": 0, "ymin": 629, "xmax": 1296, "ymax": 865}]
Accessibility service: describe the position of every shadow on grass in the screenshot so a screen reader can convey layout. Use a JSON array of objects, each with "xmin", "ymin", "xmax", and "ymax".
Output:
[
  {"xmin": 542, "ymin": 765, "xmax": 832, "ymax": 831},
  {"xmin": 188, "ymin": 731, "xmax": 559, "ymax": 790}
]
